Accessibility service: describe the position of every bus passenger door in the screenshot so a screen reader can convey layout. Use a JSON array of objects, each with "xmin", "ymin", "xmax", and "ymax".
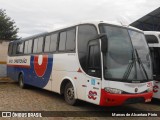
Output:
[{"xmin": 86, "ymin": 40, "xmax": 102, "ymax": 104}]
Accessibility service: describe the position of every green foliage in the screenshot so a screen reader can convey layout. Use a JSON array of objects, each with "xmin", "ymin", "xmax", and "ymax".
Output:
[{"xmin": 0, "ymin": 9, "xmax": 19, "ymax": 40}]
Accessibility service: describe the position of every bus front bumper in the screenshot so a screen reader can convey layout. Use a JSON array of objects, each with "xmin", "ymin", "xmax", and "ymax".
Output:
[{"xmin": 99, "ymin": 89, "xmax": 153, "ymax": 106}]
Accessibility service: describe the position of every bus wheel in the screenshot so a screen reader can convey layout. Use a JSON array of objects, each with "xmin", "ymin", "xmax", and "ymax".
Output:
[
  {"xmin": 19, "ymin": 74, "xmax": 26, "ymax": 89},
  {"xmin": 64, "ymin": 82, "xmax": 77, "ymax": 105}
]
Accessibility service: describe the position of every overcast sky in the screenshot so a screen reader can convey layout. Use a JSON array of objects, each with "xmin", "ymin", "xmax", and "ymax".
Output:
[{"xmin": 0, "ymin": 0, "xmax": 160, "ymax": 38}]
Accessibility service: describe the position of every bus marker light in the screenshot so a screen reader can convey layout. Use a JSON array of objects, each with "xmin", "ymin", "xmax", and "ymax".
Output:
[
  {"xmin": 77, "ymin": 68, "xmax": 82, "ymax": 73},
  {"xmin": 82, "ymin": 85, "xmax": 87, "ymax": 87}
]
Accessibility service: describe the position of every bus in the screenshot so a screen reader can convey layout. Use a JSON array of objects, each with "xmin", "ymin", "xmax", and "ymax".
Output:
[
  {"xmin": 7, "ymin": 21, "xmax": 153, "ymax": 106},
  {"xmin": 144, "ymin": 31, "xmax": 160, "ymax": 99}
]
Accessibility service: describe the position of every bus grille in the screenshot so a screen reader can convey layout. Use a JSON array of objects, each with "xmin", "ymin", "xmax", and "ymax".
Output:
[{"xmin": 124, "ymin": 97, "xmax": 145, "ymax": 104}]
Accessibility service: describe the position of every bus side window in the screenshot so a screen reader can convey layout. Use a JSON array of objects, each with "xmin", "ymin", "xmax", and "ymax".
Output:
[
  {"xmin": 8, "ymin": 43, "xmax": 13, "ymax": 56},
  {"xmin": 66, "ymin": 28, "xmax": 76, "ymax": 51},
  {"xmin": 16, "ymin": 42, "xmax": 24, "ymax": 54},
  {"xmin": 58, "ymin": 28, "xmax": 76, "ymax": 52},
  {"xmin": 87, "ymin": 41, "xmax": 101, "ymax": 77},
  {"xmin": 44, "ymin": 33, "xmax": 58, "ymax": 53},
  {"xmin": 24, "ymin": 40, "xmax": 33, "ymax": 54},
  {"xmin": 12, "ymin": 43, "xmax": 17, "ymax": 56},
  {"xmin": 44, "ymin": 35, "xmax": 51, "ymax": 52},
  {"xmin": 27, "ymin": 40, "xmax": 33, "ymax": 54},
  {"xmin": 78, "ymin": 24, "xmax": 98, "ymax": 74},
  {"xmin": 24, "ymin": 41, "xmax": 29, "ymax": 54},
  {"xmin": 50, "ymin": 33, "xmax": 58, "ymax": 52},
  {"xmin": 37, "ymin": 37, "xmax": 44, "ymax": 53},
  {"xmin": 33, "ymin": 38, "xmax": 38, "ymax": 53},
  {"xmin": 59, "ymin": 32, "xmax": 67, "ymax": 51}
]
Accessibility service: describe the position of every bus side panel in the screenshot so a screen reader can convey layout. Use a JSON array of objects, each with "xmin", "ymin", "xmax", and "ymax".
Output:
[
  {"xmin": 50, "ymin": 53, "xmax": 88, "ymax": 99},
  {"xmin": 7, "ymin": 66, "xmax": 18, "ymax": 81},
  {"xmin": 50, "ymin": 53, "xmax": 102, "ymax": 105},
  {"xmin": 7, "ymin": 55, "xmax": 53, "ymax": 90},
  {"xmin": 23, "ymin": 54, "xmax": 53, "ymax": 89},
  {"xmin": 51, "ymin": 53, "xmax": 80, "ymax": 93},
  {"xmin": 7, "ymin": 56, "xmax": 31, "ymax": 82}
]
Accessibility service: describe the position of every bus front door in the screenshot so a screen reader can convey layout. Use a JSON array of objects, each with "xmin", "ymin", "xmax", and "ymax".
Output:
[{"xmin": 86, "ymin": 40, "xmax": 101, "ymax": 104}]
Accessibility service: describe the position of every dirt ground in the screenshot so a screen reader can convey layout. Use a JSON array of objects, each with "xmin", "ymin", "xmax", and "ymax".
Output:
[{"xmin": 0, "ymin": 80, "xmax": 159, "ymax": 120}]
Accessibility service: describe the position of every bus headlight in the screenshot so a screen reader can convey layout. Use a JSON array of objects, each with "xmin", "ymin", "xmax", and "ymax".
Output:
[{"xmin": 104, "ymin": 87, "xmax": 122, "ymax": 94}]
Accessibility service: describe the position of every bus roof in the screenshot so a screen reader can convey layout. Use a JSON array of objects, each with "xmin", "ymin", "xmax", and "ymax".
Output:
[
  {"xmin": 9, "ymin": 32, "xmax": 48, "ymax": 43},
  {"xmin": 11, "ymin": 21, "xmax": 144, "ymax": 43},
  {"xmin": 49, "ymin": 20, "xmax": 143, "ymax": 33},
  {"xmin": 21, "ymin": 32, "xmax": 48, "ymax": 41}
]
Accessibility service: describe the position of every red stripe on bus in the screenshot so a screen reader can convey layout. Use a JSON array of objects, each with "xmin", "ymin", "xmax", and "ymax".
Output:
[{"xmin": 7, "ymin": 64, "xmax": 30, "ymax": 68}]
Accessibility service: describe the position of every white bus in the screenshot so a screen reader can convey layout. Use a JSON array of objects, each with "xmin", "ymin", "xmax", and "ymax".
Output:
[
  {"xmin": 7, "ymin": 21, "xmax": 153, "ymax": 106},
  {"xmin": 144, "ymin": 31, "xmax": 160, "ymax": 99}
]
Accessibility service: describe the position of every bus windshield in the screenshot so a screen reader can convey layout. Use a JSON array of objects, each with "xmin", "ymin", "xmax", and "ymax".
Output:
[
  {"xmin": 99, "ymin": 24, "xmax": 152, "ymax": 82},
  {"xmin": 128, "ymin": 30, "xmax": 152, "ymax": 80}
]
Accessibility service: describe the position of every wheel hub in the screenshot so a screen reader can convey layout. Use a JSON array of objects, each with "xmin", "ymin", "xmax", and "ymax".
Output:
[{"xmin": 67, "ymin": 88, "xmax": 74, "ymax": 100}]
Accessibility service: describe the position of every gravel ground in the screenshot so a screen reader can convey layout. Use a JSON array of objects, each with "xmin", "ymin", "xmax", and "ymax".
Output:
[{"xmin": 0, "ymin": 81, "xmax": 159, "ymax": 120}]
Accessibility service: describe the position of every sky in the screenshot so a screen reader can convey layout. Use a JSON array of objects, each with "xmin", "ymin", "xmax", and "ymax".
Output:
[{"xmin": 0, "ymin": 0, "xmax": 160, "ymax": 38}]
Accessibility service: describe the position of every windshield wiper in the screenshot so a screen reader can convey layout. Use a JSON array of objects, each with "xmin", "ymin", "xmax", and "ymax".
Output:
[
  {"xmin": 135, "ymin": 49, "xmax": 149, "ymax": 81},
  {"xmin": 123, "ymin": 50, "xmax": 136, "ymax": 80},
  {"xmin": 123, "ymin": 49, "xmax": 149, "ymax": 81}
]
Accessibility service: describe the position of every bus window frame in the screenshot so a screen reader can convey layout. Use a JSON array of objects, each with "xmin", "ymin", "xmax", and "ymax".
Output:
[
  {"xmin": 16, "ymin": 41, "xmax": 24, "ymax": 55},
  {"xmin": 44, "ymin": 35, "xmax": 51, "ymax": 53},
  {"xmin": 31, "ymin": 35, "xmax": 47, "ymax": 54},
  {"xmin": 23, "ymin": 39, "xmax": 33, "ymax": 55},
  {"xmin": 58, "ymin": 27, "xmax": 76, "ymax": 53},
  {"xmin": 28, "ymin": 39, "xmax": 33, "ymax": 54},
  {"xmin": 12, "ymin": 42, "xmax": 17, "ymax": 56},
  {"xmin": 37, "ymin": 36, "xmax": 44, "ymax": 53},
  {"xmin": 8, "ymin": 42, "xmax": 13, "ymax": 56}
]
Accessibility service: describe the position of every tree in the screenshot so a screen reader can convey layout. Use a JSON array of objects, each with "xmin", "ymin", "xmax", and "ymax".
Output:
[{"xmin": 0, "ymin": 9, "xmax": 19, "ymax": 40}]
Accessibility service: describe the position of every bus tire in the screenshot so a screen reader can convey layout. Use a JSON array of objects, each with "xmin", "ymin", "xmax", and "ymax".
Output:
[
  {"xmin": 64, "ymin": 82, "xmax": 77, "ymax": 105},
  {"xmin": 19, "ymin": 74, "xmax": 26, "ymax": 89}
]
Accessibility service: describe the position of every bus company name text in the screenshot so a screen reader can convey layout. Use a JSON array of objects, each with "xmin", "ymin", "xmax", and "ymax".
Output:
[{"xmin": 9, "ymin": 58, "xmax": 27, "ymax": 64}]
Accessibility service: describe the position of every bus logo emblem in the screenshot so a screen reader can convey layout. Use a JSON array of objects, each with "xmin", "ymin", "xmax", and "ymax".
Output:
[
  {"xmin": 135, "ymin": 88, "xmax": 138, "ymax": 93},
  {"xmin": 88, "ymin": 91, "xmax": 97, "ymax": 100},
  {"xmin": 34, "ymin": 55, "xmax": 48, "ymax": 77}
]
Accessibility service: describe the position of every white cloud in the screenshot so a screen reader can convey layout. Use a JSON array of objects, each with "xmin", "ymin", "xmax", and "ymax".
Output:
[{"xmin": 0, "ymin": 0, "xmax": 159, "ymax": 38}]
